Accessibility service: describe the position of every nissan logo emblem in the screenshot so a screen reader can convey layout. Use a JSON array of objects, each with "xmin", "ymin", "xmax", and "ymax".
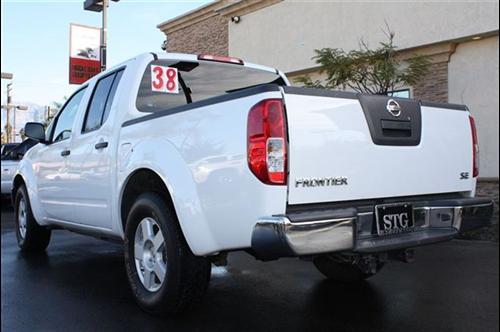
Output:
[{"xmin": 386, "ymin": 99, "xmax": 402, "ymax": 117}]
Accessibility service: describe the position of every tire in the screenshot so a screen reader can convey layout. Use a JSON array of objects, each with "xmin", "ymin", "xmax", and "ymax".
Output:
[
  {"xmin": 124, "ymin": 192, "xmax": 211, "ymax": 315},
  {"xmin": 15, "ymin": 184, "xmax": 51, "ymax": 252},
  {"xmin": 313, "ymin": 255, "xmax": 384, "ymax": 283}
]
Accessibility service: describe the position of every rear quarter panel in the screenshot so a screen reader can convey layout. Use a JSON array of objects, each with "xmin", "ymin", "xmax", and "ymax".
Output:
[{"xmin": 118, "ymin": 90, "xmax": 287, "ymax": 255}]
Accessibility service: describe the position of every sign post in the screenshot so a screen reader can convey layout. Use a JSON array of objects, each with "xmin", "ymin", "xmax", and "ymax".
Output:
[
  {"xmin": 101, "ymin": 0, "xmax": 108, "ymax": 72},
  {"xmin": 69, "ymin": 23, "xmax": 101, "ymax": 84},
  {"xmin": 84, "ymin": 0, "xmax": 120, "ymax": 72}
]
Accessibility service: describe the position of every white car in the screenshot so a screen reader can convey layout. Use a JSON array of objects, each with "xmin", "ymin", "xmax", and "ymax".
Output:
[
  {"xmin": 1, "ymin": 140, "xmax": 37, "ymax": 196},
  {"xmin": 14, "ymin": 52, "xmax": 493, "ymax": 314}
]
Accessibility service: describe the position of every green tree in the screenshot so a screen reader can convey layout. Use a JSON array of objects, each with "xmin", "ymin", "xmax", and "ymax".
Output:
[{"xmin": 296, "ymin": 27, "xmax": 430, "ymax": 95}]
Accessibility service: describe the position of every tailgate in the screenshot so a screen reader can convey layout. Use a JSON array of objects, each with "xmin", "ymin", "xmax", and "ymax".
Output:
[{"xmin": 283, "ymin": 87, "xmax": 475, "ymax": 205}]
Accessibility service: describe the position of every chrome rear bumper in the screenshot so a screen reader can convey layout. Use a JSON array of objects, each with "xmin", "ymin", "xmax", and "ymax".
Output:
[{"xmin": 251, "ymin": 197, "xmax": 494, "ymax": 261}]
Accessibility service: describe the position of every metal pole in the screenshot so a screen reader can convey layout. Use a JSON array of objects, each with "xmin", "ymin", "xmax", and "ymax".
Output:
[
  {"xmin": 13, "ymin": 106, "xmax": 16, "ymax": 143},
  {"xmin": 101, "ymin": 0, "xmax": 108, "ymax": 72},
  {"xmin": 5, "ymin": 110, "xmax": 8, "ymax": 143},
  {"xmin": 6, "ymin": 83, "xmax": 12, "ymax": 143}
]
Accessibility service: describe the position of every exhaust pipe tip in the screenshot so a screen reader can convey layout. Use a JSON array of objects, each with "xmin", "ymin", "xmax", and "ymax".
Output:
[
  {"xmin": 390, "ymin": 248, "xmax": 415, "ymax": 263},
  {"xmin": 402, "ymin": 248, "xmax": 415, "ymax": 263}
]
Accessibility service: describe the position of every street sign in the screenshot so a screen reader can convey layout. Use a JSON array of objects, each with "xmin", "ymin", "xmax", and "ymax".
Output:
[
  {"xmin": 69, "ymin": 23, "xmax": 101, "ymax": 84},
  {"xmin": 83, "ymin": 0, "xmax": 119, "ymax": 12},
  {"xmin": 83, "ymin": 0, "xmax": 103, "ymax": 12}
]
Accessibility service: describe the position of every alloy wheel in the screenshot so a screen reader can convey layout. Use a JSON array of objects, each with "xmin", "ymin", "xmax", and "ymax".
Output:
[
  {"xmin": 18, "ymin": 197, "xmax": 27, "ymax": 239},
  {"xmin": 134, "ymin": 217, "xmax": 167, "ymax": 292}
]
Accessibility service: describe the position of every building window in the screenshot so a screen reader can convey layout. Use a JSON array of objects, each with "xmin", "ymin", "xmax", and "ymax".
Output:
[{"xmin": 388, "ymin": 89, "xmax": 410, "ymax": 99}]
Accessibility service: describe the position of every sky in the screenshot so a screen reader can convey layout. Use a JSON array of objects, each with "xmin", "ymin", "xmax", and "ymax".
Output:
[{"xmin": 1, "ymin": 0, "xmax": 211, "ymax": 107}]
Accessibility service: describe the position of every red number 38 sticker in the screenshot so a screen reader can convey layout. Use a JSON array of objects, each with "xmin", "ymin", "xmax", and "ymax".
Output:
[{"xmin": 151, "ymin": 65, "xmax": 178, "ymax": 94}]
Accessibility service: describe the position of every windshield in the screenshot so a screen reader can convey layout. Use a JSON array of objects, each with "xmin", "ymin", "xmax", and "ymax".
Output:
[
  {"xmin": 1, "ymin": 144, "xmax": 19, "ymax": 158},
  {"xmin": 1, "ymin": 139, "xmax": 37, "ymax": 161},
  {"xmin": 136, "ymin": 60, "xmax": 285, "ymax": 113}
]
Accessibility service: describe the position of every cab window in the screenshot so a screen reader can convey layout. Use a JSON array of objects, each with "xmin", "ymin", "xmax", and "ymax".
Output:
[
  {"xmin": 52, "ymin": 87, "xmax": 87, "ymax": 143},
  {"xmin": 136, "ymin": 60, "xmax": 285, "ymax": 113},
  {"xmin": 82, "ymin": 69, "xmax": 124, "ymax": 133}
]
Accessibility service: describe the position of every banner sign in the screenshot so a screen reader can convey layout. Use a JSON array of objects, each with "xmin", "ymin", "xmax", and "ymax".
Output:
[{"xmin": 69, "ymin": 23, "xmax": 101, "ymax": 84}]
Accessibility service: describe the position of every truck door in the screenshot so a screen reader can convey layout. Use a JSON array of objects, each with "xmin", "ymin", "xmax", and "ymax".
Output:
[
  {"xmin": 64, "ymin": 69, "xmax": 124, "ymax": 229},
  {"xmin": 36, "ymin": 87, "xmax": 88, "ymax": 221}
]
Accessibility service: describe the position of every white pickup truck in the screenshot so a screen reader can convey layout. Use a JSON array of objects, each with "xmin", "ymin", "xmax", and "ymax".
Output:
[{"xmin": 15, "ymin": 52, "xmax": 493, "ymax": 314}]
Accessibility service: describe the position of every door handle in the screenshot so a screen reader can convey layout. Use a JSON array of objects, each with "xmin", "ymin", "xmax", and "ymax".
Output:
[
  {"xmin": 95, "ymin": 142, "xmax": 109, "ymax": 150},
  {"xmin": 61, "ymin": 149, "xmax": 70, "ymax": 157}
]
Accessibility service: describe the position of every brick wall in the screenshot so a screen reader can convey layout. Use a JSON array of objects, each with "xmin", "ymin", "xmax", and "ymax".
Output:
[
  {"xmin": 412, "ymin": 61, "xmax": 448, "ymax": 102},
  {"xmin": 290, "ymin": 55, "xmax": 451, "ymax": 103},
  {"xmin": 461, "ymin": 180, "xmax": 499, "ymax": 242},
  {"xmin": 166, "ymin": 15, "xmax": 228, "ymax": 56},
  {"xmin": 476, "ymin": 180, "xmax": 499, "ymax": 223}
]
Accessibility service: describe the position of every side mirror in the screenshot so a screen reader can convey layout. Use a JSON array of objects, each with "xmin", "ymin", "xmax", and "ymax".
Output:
[{"xmin": 24, "ymin": 122, "xmax": 46, "ymax": 143}]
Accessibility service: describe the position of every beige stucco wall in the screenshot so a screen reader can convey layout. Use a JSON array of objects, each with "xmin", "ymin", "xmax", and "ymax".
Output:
[
  {"xmin": 228, "ymin": 0, "xmax": 499, "ymax": 73},
  {"xmin": 449, "ymin": 36, "xmax": 499, "ymax": 178}
]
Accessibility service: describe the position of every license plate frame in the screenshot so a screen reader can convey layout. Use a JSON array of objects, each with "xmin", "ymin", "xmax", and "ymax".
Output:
[{"xmin": 375, "ymin": 203, "xmax": 415, "ymax": 236}]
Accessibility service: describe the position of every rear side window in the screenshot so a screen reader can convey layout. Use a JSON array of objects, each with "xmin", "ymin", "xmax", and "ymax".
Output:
[
  {"xmin": 102, "ymin": 70, "xmax": 124, "ymax": 123},
  {"xmin": 136, "ymin": 60, "xmax": 284, "ymax": 113},
  {"xmin": 83, "ymin": 69, "xmax": 124, "ymax": 133}
]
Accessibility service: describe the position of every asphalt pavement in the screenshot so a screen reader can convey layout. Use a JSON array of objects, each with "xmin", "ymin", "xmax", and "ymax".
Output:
[{"xmin": 1, "ymin": 202, "xmax": 499, "ymax": 332}]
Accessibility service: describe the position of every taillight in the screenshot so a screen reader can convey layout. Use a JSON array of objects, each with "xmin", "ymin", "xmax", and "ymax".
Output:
[
  {"xmin": 247, "ymin": 99, "xmax": 287, "ymax": 185},
  {"xmin": 198, "ymin": 54, "xmax": 244, "ymax": 65},
  {"xmin": 469, "ymin": 115, "xmax": 480, "ymax": 177}
]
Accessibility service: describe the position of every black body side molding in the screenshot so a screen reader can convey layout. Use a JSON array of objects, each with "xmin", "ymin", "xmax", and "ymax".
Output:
[
  {"xmin": 122, "ymin": 84, "xmax": 281, "ymax": 127},
  {"xmin": 283, "ymin": 86, "xmax": 358, "ymax": 100},
  {"xmin": 420, "ymin": 101, "xmax": 468, "ymax": 111}
]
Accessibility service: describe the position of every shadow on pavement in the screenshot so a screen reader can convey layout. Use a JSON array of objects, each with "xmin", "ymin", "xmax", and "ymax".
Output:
[{"xmin": 1, "ymin": 204, "xmax": 499, "ymax": 332}]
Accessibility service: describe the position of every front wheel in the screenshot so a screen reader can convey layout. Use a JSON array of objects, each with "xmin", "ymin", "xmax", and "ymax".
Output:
[
  {"xmin": 124, "ymin": 192, "xmax": 211, "ymax": 315},
  {"xmin": 15, "ymin": 184, "xmax": 51, "ymax": 252},
  {"xmin": 313, "ymin": 254, "xmax": 384, "ymax": 283}
]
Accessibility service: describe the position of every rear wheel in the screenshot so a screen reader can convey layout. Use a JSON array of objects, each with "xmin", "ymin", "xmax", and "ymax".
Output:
[
  {"xmin": 313, "ymin": 254, "xmax": 384, "ymax": 283},
  {"xmin": 15, "ymin": 184, "xmax": 51, "ymax": 252},
  {"xmin": 124, "ymin": 192, "xmax": 211, "ymax": 315}
]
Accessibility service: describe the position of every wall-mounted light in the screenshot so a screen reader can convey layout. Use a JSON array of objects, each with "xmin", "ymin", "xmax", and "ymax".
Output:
[
  {"xmin": 231, "ymin": 16, "xmax": 241, "ymax": 23},
  {"xmin": 471, "ymin": 36, "xmax": 482, "ymax": 40},
  {"xmin": 161, "ymin": 37, "xmax": 168, "ymax": 51}
]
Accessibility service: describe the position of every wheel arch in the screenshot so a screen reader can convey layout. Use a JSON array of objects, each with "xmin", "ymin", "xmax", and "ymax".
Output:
[
  {"xmin": 119, "ymin": 166, "xmax": 217, "ymax": 256},
  {"xmin": 12, "ymin": 174, "xmax": 26, "ymax": 204},
  {"xmin": 120, "ymin": 168, "xmax": 175, "ymax": 236},
  {"xmin": 11, "ymin": 172, "xmax": 46, "ymax": 226}
]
